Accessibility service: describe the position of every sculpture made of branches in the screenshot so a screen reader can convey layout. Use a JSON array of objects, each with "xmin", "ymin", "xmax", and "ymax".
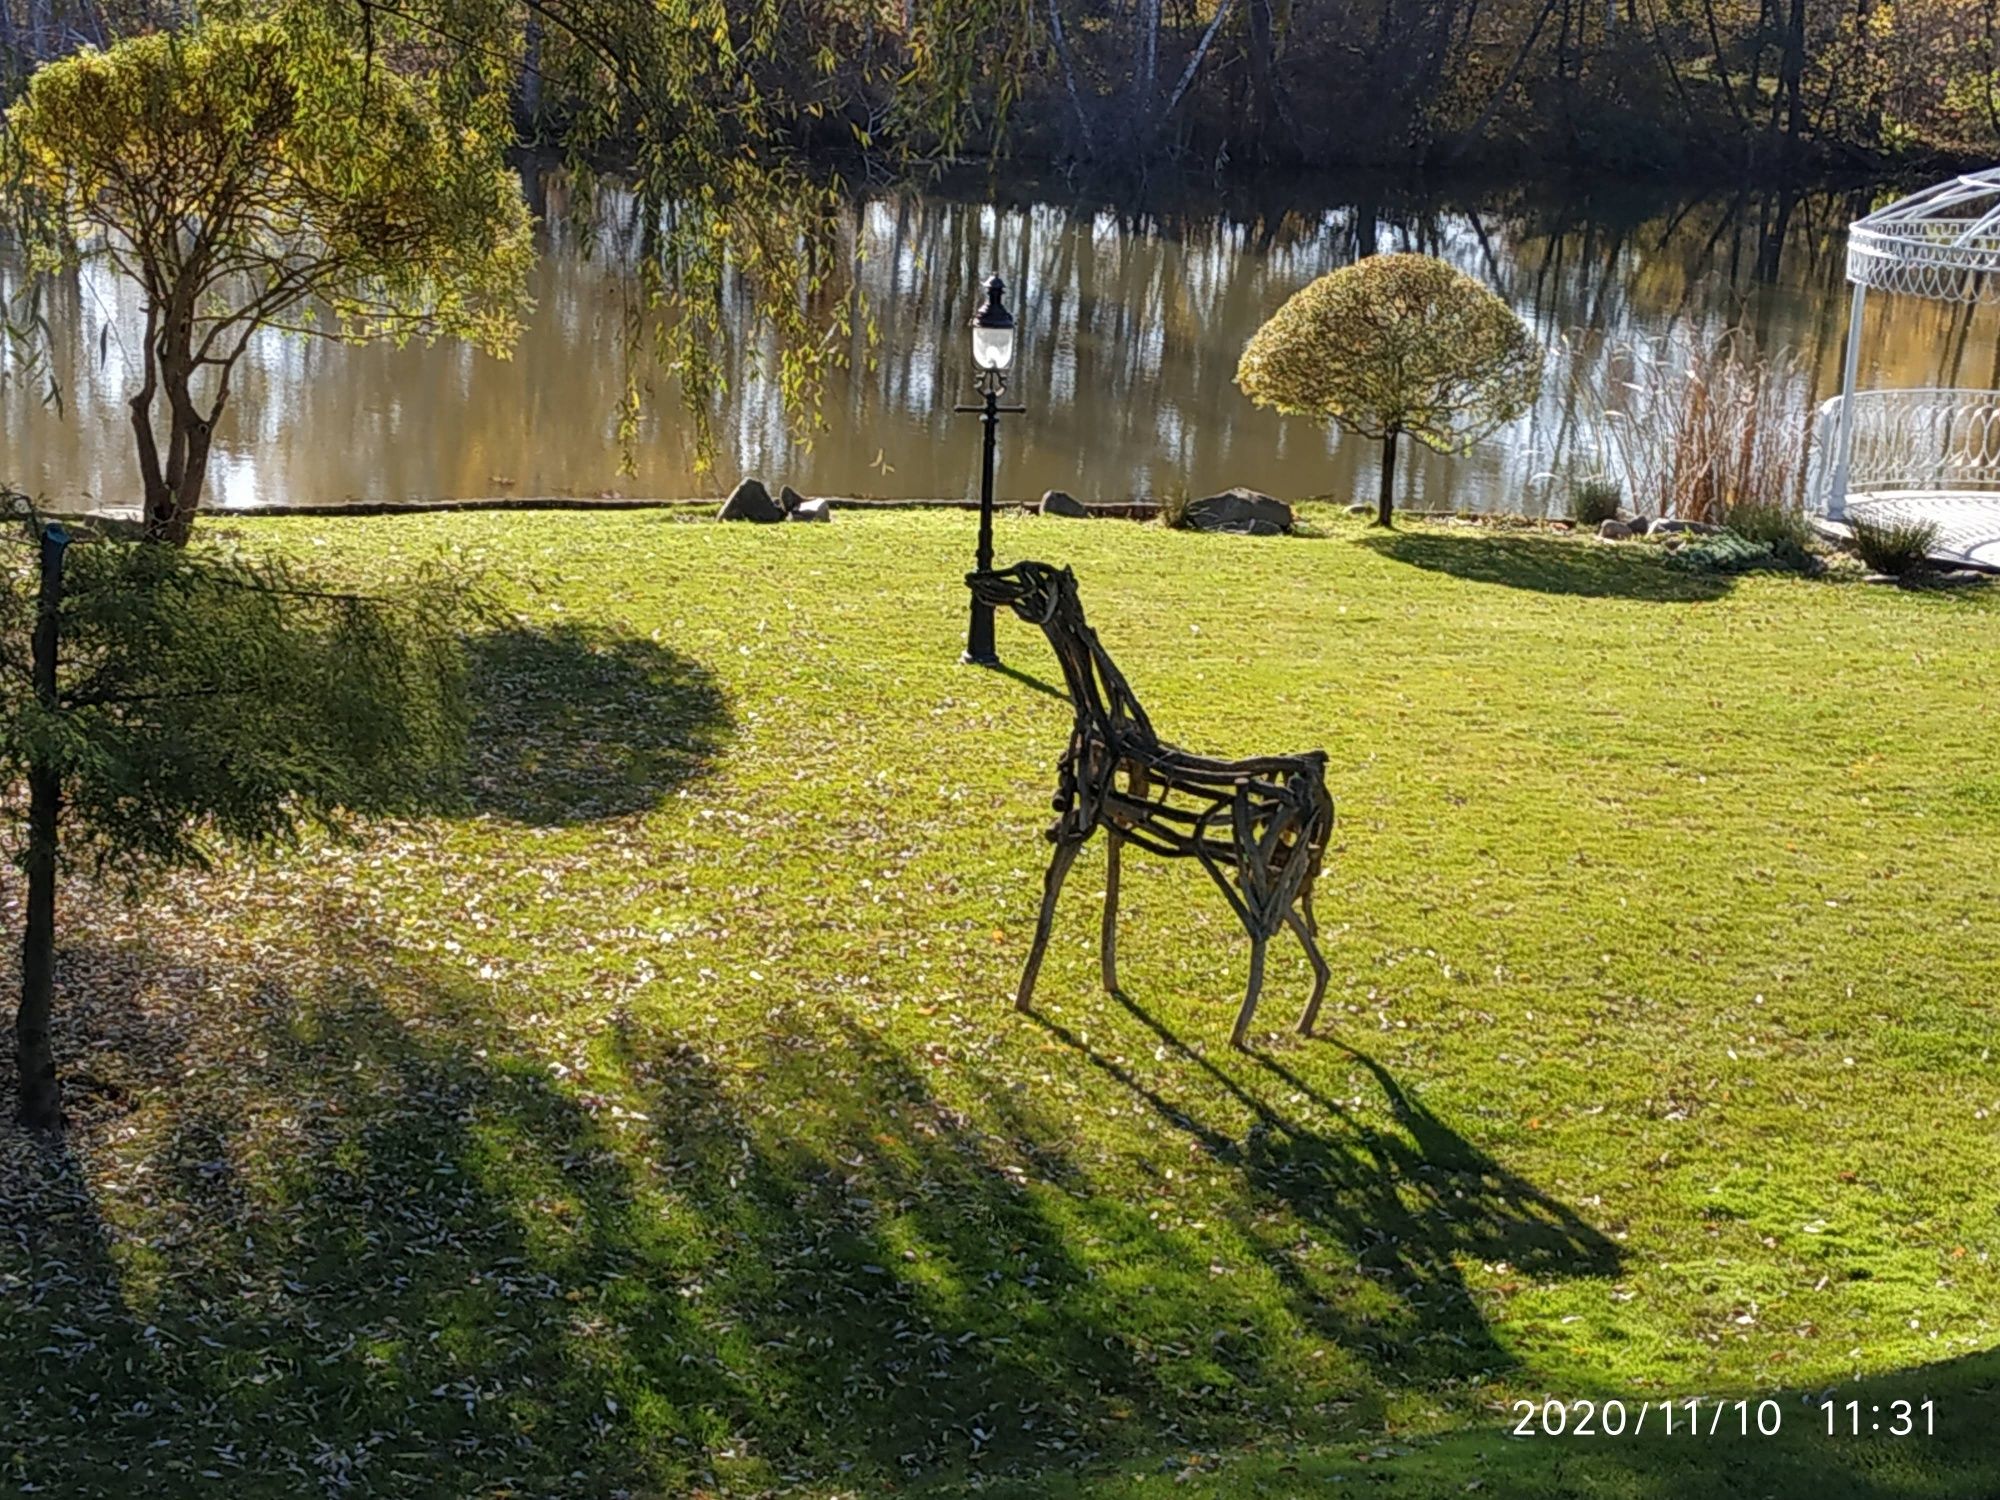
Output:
[{"xmin": 968, "ymin": 561, "xmax": 1335, "ymax": 1047}]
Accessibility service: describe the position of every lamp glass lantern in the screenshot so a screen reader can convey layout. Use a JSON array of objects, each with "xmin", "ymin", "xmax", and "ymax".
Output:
[{"xmin": 971, "ymin": 277, "xmax": 1016, "ymax": 375}]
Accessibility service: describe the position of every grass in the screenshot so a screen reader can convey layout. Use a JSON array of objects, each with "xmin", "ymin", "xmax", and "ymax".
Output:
[{"xmin": 5, "ymin": 506, "xmax": 2000, "ymax": 1498}]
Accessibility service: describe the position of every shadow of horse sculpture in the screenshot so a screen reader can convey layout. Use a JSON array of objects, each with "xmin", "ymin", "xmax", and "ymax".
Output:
[{"xmin": 1035, "ymin": 985, "xmax": 1622, "ymax": 1387}]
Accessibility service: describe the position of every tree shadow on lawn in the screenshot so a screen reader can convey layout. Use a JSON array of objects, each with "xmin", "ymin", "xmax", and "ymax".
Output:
[
  {"xmin": 1033, "ymin": 987, "xmax": 1621, "ymax": 1391},
  {"xmin": 1360, "ymin": 529, "xmax": 1735, "ymax": 602},
  {"xmin": 5, "ymin": 917, "xmax": 1605, "ymax": 1495},
  {"xmin": 9, "ymin": 932, "xmax": 1992, "ymax": 1499},
  {"xmin": 465, "ymin": 623, "xmax": 731, "ymax": 826},
  {"xmin": 4, "ymin": 934, "xmax": 1118, "ymax": 1495}
]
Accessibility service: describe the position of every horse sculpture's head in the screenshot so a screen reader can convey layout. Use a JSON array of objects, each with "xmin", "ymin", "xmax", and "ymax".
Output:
[{"xmin": 966, "ymin": 560, "xmax": 1075, "ymax": 624}]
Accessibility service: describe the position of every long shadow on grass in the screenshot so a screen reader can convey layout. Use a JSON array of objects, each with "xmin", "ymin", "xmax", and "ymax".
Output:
[
  {"xmin": 1361, "ymin": 529, "xmax": 1734, "ymax": 602},
  {"xmin": 1035, "ymin": 986, "xmax": 1620, "ymax": 1391},
  {"xmin": 1, "ymin": 924, "xmax": 1343, "ymax": 1496},
  {"xmin": 466, "ymin": 623, "xmax": 731, "ymax": 825}
]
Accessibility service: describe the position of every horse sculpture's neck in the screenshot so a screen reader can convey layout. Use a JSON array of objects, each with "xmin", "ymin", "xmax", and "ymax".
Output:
[{"xmin": 1036, "ymin": 585, "xmax": 1156, "ymax": 748}]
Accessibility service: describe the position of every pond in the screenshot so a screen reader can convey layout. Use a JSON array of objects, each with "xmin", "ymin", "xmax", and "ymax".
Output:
[{"xmin": 5, "ymin": 172, "xmax": 1996, "ymax": 518}]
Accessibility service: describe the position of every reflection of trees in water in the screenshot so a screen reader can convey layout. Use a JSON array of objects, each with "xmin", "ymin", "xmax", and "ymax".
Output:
[{"xmin": 11, "ymin": 173, "xmax": 1999, "ymax": 513}]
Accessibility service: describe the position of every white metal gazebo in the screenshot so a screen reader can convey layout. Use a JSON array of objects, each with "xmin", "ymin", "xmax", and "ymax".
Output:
[{"xmin": 1810, "ymin": 169, "xmax": 2000, "ymax": 569}]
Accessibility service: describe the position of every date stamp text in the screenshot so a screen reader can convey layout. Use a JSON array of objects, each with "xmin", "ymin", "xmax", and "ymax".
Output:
[{"xmin": 1508, "ymin": 1397, "xmax": 1935, "ymax": 1439}]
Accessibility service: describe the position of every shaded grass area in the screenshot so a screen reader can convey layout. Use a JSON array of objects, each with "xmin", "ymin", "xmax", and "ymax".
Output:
[
  {"xmin": 466, "ymin": 623, "xmax": 731, "ymax": 825},
  {"xmin": 1358, "ymin": 527, "xmax": 1736, "ymax": 600},
  {"xmin": 4, "ymin": 507, "xmax": 1999, "ymax": 1497}
]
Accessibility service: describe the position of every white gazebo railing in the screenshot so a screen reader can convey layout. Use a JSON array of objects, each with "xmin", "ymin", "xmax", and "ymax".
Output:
[
  {"xmin": 1815, "ymin": 168, "xmax": 2000, "ymax": 567},
  {"xmin": 1810, "ymin": 388, "xmax": 2000, "ymax": 519}
]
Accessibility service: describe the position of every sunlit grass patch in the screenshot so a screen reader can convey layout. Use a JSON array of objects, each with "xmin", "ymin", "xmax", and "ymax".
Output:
[{"xmin": 3, "ymin": 507, "xmax": 1997, "ymax": 1497}]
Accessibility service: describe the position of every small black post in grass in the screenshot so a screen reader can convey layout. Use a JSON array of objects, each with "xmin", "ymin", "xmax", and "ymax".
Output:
[
  {"xmin": 17, "ymin": 511, "xmax": 68, "ymax": 1130},
  {"xmin": 954, "ymin": 275, "xmax": 1024, "ymax": 667}
]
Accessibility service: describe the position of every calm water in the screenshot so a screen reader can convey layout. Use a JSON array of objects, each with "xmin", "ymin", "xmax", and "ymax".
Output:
[{"xmin": 5, "ymin": 173, "xmax": 1995, "ymax": 516}]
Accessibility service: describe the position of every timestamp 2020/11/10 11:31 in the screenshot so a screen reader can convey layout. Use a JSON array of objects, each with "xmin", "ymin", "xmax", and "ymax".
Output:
[{"xmin": 1508, "ymin": 1397, "xmax": 1936, "ymax": 1439}]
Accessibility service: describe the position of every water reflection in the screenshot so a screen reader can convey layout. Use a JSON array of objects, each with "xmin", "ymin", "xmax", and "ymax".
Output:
[{"xmin": 6, "ymin": 173, "xmax": 1997, "ymax": 516}]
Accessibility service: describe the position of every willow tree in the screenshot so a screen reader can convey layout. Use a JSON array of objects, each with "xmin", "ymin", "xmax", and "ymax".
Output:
[
  {"xmin": 1237, "ymin": 254, "xmax": 1542, "ymax": 527},
  {"xmin": 213, "ymin": 0, "xmax": 1039, "ymax": 467},
  {"xmin": 5, "ymin": 4, "xmax": 1035, "ymax": 510},
  {"xmin": 4, "ymin": 21, "xmax": 535, "ymax": 542}
]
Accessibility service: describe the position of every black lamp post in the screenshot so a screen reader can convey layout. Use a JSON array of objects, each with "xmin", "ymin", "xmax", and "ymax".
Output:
[{"xmin": 955, "ymin": 274, "xmax": 1024, "ymax": 667}]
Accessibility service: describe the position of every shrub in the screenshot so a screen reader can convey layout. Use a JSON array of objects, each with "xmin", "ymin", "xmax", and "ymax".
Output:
[
  {"xmin": 1569, "ymin": 478, "xmax": 1622, "ymax": 527},
  {"xmin": 1848, "ymin": 514, "xmax": 1939, "ymax": 577},
  {"xmin": 1724, "ymin": 499, "xmax": 1813, "ymax": 550},
  {"xmin": 1667, "ymin": 532, "xmax": 1818, "ymax": 576}
]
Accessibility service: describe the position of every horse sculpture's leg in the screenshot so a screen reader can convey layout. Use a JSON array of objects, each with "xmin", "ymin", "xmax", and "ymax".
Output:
[
  {"xmin": 1287, "ymin": 909, "xmax": 1331, "ymax": 1035},
  {"xmin": 1231, "ymin": 934, "xmax": 1268, "ymax": 1049},
  {"xmin": 1100, "ymin": 831, "xmax": 1123, "ymax": 994},
  {"xmin": 1017, "ymin": 835, "xmax": 1085, "ymax": 1012}
]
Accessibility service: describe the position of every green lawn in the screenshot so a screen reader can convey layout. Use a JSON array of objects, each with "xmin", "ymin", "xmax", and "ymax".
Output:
[{"xmin": 5, "ymin": 507, "xmax": 2000, "ymax": 1498}]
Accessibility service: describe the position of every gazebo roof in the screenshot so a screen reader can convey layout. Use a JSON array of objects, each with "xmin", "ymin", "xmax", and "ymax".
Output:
[{"xmin": 1848, "ymin": 167, "xmax": 2000, "ymax": 302}]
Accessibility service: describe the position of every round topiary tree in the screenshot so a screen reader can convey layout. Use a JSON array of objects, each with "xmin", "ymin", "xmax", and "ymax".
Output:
[{"xmin": 1236, "ymin": 254, "xmax": 1543, "ymax": 527}]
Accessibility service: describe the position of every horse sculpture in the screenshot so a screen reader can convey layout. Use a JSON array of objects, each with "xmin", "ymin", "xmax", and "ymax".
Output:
[{"xmin": 968, "ymin": 560, "xmax": 1335, "ymax": 1047}]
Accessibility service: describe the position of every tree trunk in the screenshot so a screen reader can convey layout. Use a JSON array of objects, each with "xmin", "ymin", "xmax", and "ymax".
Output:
[
  {"xmin": 1376, "ymin": 428, "xmax": 1400, "ymax": 527},
  {"xmin": 517, "ymin": 10, "xmax": 544, "ymax": 134},
  {"xmin": 139, "ymin": 411, "xmax": 210, "ymax": 544},
  {"xmin": 139, "ymin": 347, "xmax": 214, "ymax": 546},
  {"xmin": 1048, "ymin": 0, "xmax": 1097, "ymax": 156},
  {"xmin": 16, "ymin": 529, "xmax": 65, "ymax": 1131},
  {"xmin": 25, "ymin": 0, "xmax": 53, "ymax": 61},
  {"xmin": 1780, "ymin": 0, "xmax": 1808, "ymax": 155},
  {"xmin": 1136, "ymin": 0, "xmax": 1161, "ymax": 131},
  {"xmin": 1246, "ymin": 0, "xmax": 1278, "ymax": 162}
]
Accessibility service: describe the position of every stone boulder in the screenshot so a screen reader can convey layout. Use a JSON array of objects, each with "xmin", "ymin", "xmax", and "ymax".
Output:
[
  {"xmin": 1184, "ymin": 487, "xmax": 1293, "ymax": 536},
  {"xmin": 718, "ymin": 478, "xmax": 784, "ymax": 523},
  {"xmin": 788, "ymin": 498, "xmax": 833, "ymax": 522},
  {"xmin": 1598, "ymin": 519, "xmax": 1634, "ymax": 540},
  {"xmin": 1039, "ymin": 489, "xmax": 1089, "ymax": 518}
]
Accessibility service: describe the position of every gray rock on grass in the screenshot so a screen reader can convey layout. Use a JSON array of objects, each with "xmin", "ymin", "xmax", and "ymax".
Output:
[
  {"xmin": 719, "ymin": 478, "xmax": 785, "ymax": 523},
  {"xmin": 1185, "ymin": 487, "xmax": 1293, "ymax": 536}
]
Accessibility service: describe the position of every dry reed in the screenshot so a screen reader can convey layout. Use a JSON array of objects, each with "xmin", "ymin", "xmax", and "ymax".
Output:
[{"xmin": 1562, "ymin": 328, "xmax": 1815, "ymax": 525}]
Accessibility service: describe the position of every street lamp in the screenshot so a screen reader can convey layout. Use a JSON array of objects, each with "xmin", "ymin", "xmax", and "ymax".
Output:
[{"xmin": 955, "ymin": 274, "xmax": 1024, "ymax": 667}]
